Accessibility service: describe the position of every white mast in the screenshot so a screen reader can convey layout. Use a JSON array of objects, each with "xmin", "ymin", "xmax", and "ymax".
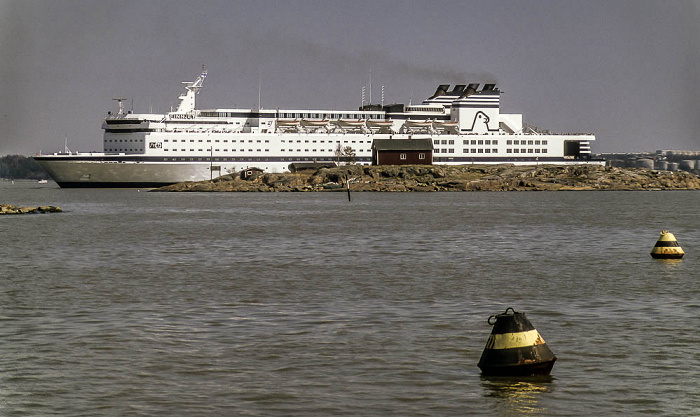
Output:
[
  {"xmin": 112, "ymin": 98, "xmax": 127, "ymax": 115},
  {"xmin": 175, "ymin": 65, "xmax": 207, "ymax": 113}
]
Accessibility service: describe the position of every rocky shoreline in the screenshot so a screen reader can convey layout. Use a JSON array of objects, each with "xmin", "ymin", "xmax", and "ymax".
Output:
[
  {"xmin": 0, "ymin": 204, "xmax": 62, "ymax": 215},
  {"xmin": 152, "ymin": 164, "xmax": 700, "ymax": 192}
]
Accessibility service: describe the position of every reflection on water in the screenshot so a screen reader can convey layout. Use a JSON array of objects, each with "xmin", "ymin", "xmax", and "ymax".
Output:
[{"xmin": 481, "ymin": 376, "xmax": 554, "ymax": 415}]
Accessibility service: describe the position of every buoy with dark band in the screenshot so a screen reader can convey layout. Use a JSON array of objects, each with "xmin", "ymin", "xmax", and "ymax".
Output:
[
  {"xmin": 477, "ymin": 307, "xmax": 557, "ymax": 376},
  {"xmin": 650, "ymin": 230, "xmax": 684, "ymax": 259}
]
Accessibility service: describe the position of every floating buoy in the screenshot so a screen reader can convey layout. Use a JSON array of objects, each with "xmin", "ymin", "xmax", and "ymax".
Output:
[
  {"xmin": 477, "ymin": 307, "xmax": 557, "ymax": 376},
  {"xmin": 650, "ymin": 230, "xmax": 684, "ymax": 259}
]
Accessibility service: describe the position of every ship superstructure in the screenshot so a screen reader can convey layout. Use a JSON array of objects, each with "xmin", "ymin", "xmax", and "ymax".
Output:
[{"xmin": 35, "ymin": 68, "xmax": 599, "ymax": 188}]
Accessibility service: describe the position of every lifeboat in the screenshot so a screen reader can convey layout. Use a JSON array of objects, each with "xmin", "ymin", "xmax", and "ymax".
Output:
[
  {"xmin": 367, "ymin": 120, "xmax": 394, "ymax": 128},
  {"xmin": 432, "ymin": 120, "xmax": 458, "ymax": 128},
  {"xmin": 432, "ymin": 120, "xmax": 459, "ymax": 132},
  {"xmin": 276, "ymin": 119, "xmax": 300, "ymax": 127},
  {"xmin": 336, "ymin": 119, "xmax": 366, "ymax": 127},
  {"xmin": 301, "ymin": 119, "xmax": 330, "ymax": 127},
  {"xmin": 404, "ymin": 119, "xmax": 432, "ymax": 128}
]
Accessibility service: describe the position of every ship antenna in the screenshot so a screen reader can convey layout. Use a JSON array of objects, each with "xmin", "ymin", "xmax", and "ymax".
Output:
[
  {"xmin": 258, "ymin": 68, "xmax": 262, "ymax": 111},
  {"xmin": 369, "ymin": 68, "xmax": 372, "ymax": 106}
]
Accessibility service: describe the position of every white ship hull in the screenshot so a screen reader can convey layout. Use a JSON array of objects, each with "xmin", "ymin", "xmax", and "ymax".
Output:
[{"xmin": 35, "ymin": 156, "xmax": 216, "ymax": 188}]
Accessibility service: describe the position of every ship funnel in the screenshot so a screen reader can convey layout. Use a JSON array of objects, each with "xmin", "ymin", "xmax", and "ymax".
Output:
[
  {"xmin": 429, "ymin": 84, "xmax": 450, "ymax": 99},
  {"xmin": 450, "ymin": 84, "xmax": 466, "ymax": 95},
  {"xmin": 460, "ymin": 83, "xmax": 479, "ymax": 98}
]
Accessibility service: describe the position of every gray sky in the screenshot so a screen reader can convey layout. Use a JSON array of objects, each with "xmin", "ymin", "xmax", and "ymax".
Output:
[{"xmin": 1, "ymin": 0, "xmax": 698, "ymax": 155}]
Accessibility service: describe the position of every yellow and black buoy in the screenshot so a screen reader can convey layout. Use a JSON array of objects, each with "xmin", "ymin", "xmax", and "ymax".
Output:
[
  {"xmin": 477, "ymin": 307, "xmax": 557, "ymax": 376},
  {"xmin": 650, "ymin": 230, "xmax": 684, "ymax": 259}
]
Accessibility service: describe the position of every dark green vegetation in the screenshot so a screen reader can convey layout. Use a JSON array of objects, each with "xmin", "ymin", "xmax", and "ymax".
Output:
[{"xmin": 0, "ymin": 155, "xmax": 48, "ymax": 180}]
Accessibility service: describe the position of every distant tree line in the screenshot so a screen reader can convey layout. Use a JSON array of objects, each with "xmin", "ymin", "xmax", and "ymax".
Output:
[{"xmin": 0, "ymin": 155, "xmax": 49, "ymax": 180}]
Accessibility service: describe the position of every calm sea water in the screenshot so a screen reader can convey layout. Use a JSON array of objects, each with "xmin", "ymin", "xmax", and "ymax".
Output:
[{"xmin": 1, "ymin": 180, "xmax": 699, "ymax": 416}]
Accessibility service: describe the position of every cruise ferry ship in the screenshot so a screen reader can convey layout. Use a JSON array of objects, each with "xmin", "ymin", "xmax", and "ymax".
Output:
[{"xmin": 35, "ymin": 67, "xmax": 600, "ymax": 188}]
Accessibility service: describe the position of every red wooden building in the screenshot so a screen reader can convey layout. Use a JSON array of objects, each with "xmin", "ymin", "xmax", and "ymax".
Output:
[{"xmin": 371, "ymin": 139, "xmax": 433, "ymax": 165}]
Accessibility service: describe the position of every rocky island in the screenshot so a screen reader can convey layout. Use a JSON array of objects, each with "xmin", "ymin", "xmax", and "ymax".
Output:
[
  {"xmin": 152, "ymin": 164, "xmax": 700, "ymax": 192},
  {"xmin": 0, "ymin": 204, "xmax": 62, "ymax": 215}
]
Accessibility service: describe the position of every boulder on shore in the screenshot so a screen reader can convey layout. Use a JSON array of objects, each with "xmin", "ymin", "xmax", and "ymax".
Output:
[
  {"xmin": 151, "ymin": 164, "xmax": 700, "ymax": 192},
  {"xmin": 0, "ymin": 204, "xmax": 62, "ymax": 215}
]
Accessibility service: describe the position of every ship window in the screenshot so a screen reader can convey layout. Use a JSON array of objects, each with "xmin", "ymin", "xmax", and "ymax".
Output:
[
  {"xmin": 449, "ymin": 149, "xmax": 454, "ymax": 153},
  {"xmin": 434, "ymin": 140, "xmax": 439, "ymax": 144},
  {"xmin": 513, "ymin": 140, "xmax": 519, "ymax": 145},
  {"xmin": 542, "ymin": 140, "xmax": 548, "ymax": 145},
  {"xmin": 528, "ymin": 140, "xmax": 534, "ymax": 145},
  {"xmin": 485, "ymin": 149, "xmax": 490, "ymax": 153},
  {"xmin": 449, "ymin": 140, "xmax": 454, "ymax": 145},
  {"xmin": 507, "ymin": 149, "xmax": 512, "ymax": 153},
  {"xmin": 441, "ymin": 140, "xmax": 447, "ymax": 145},
  {"xmin": 472, "ymin": 148, "xmax": 477, "ymax": 153},
  {"xmin": 493, "ymin": 140, "xmax": 498, "ymax": 145},
  {"xmin": 542, "ymin": 149, "xmax": 548, "ymax": 153},
  {"xmin": 535, "ymin": 140, "xmax": 540, "ymax": 145},
  {"xmin": 513, "ymin": 149, "xmax": 519, "ymax": 153},
  {"xmin": 493, "ymin": 149, "xmax": 497, "ymax": 153},
  {"xmin": 471, "ymin": 140, "xmax": 476, "ymax": 145},
  {"xmin": 521, "ymin": 148, "xmax": 526, "ymax": 153},
  {"xmin": 506, "ymin": 140, "xmax": 512, "ymax": 145}
]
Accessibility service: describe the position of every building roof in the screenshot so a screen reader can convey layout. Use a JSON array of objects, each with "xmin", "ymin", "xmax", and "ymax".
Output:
[{"xmin": 372, "ymin": 139, "xmax": 434, "ymax": 151}]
